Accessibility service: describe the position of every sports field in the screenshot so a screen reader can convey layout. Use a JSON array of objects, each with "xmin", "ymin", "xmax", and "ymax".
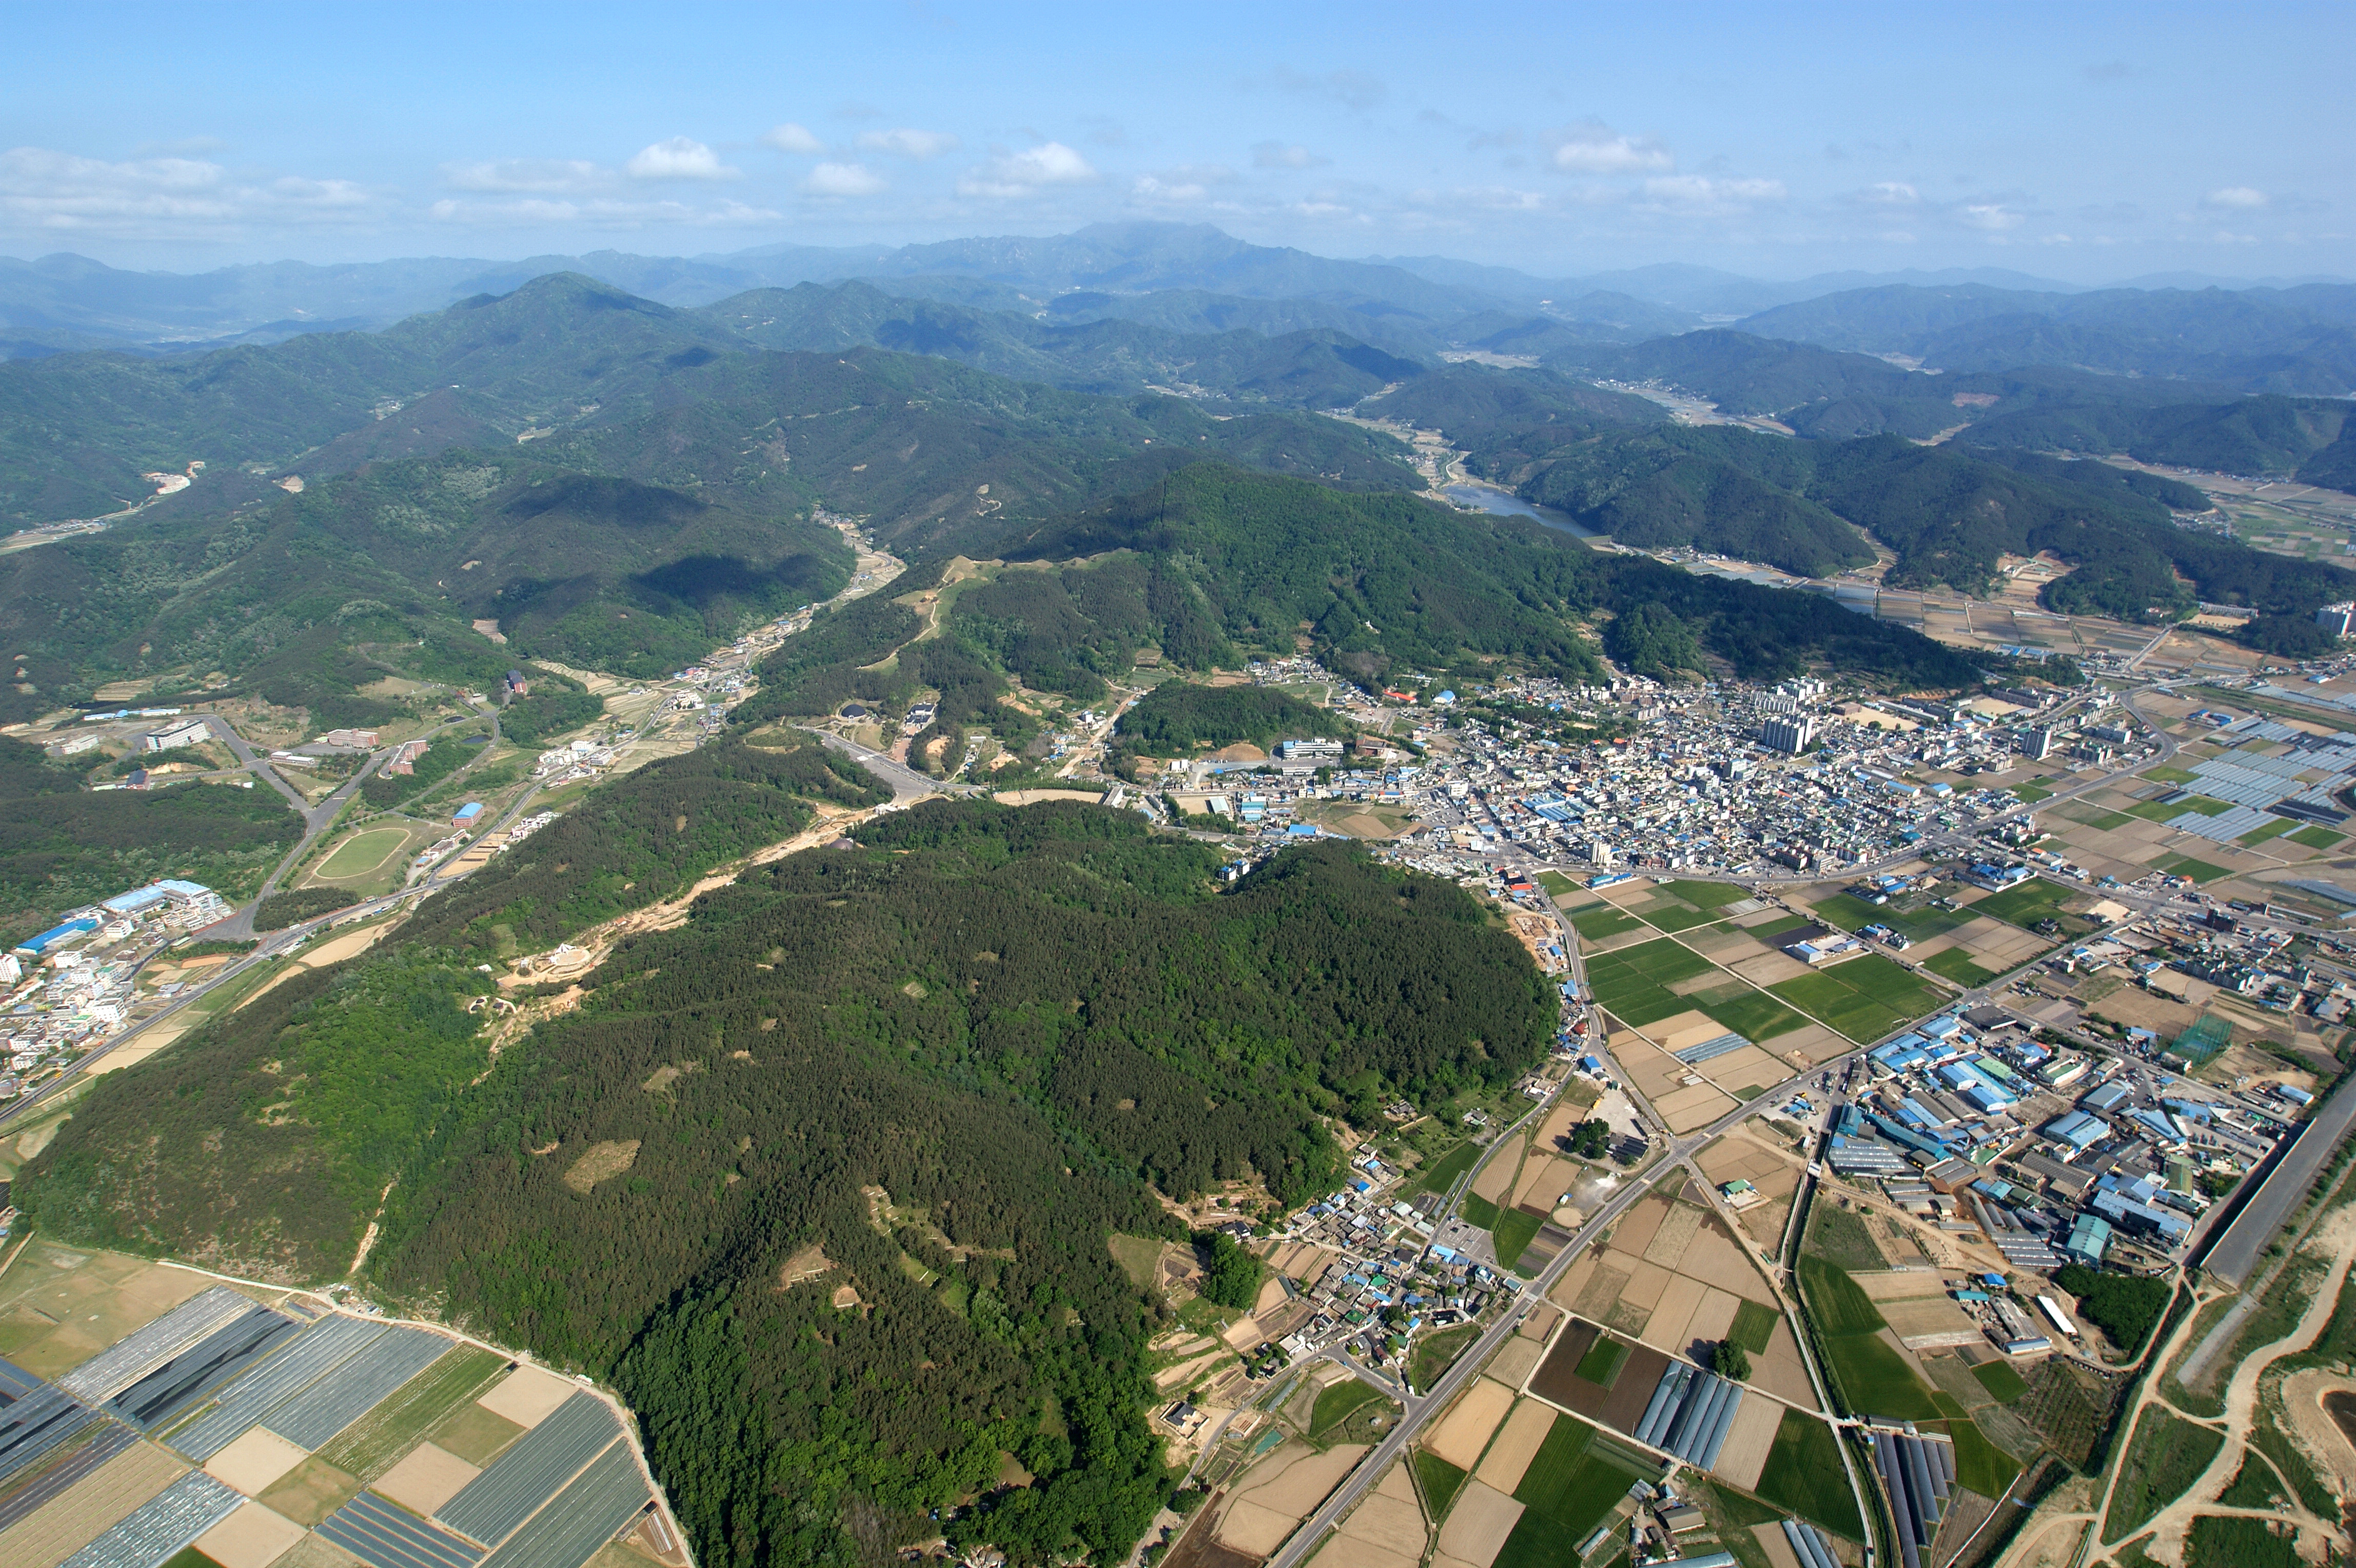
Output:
[
  {"xmin": 1769, "ymin": 954, "xmax": 1942, "ymax": 1043},
  {"xmin": 316, "ymin": 826, "xmax": 411, "ymax": 880}
]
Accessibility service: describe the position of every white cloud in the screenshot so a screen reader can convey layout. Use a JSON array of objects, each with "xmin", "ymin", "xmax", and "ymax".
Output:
[
  {"xmin": 857, "ymin": 128, "xmax": 959, "ymax": 160},
  {"xmin": 1639, "ymin": 175, "xmax": 1785, "ymax": 212},
  {"xmin": 957, "ymin": 141, "xmax": 1097, "ymax": 198},
  {"xmin": 1252, "ymin": 141, "xmax": 1328, "ymax": 170},
  {"xmin": 2203, "ymin": 186, "xmax": 2268, "ymax": 209},
  {"xmin": 441, "ymin": 158, "xmax": 607, "ymax": 194},
  {"xmin": 1549, "ymin": 122, "xmax": 1673, "ymax": 175},
  {"xmin": 1960, "ymin": 203, "xmax": 2026, "ymax": 230},
  {"xmin": 2212, "ymin": 229, "xmax": 2261, "ymax": 244},
  {"xmin": 762, "ymin": 123, "xmax": 824, "ymax": 154},
  {"xmin": 624, "ymin": 137, "xmax": 738, "ymax": 181},
  {"xmin": 1859, "ymin": 181, "xmax": 1918, "ymax": 206},
  {"xmin": 1133, "ymin": 176, "xmax": 1207, "ymax": 204},
  {"xmin": 804, "ymin": 162, "xmax": 885, "ymax": 197},
  {"xmin": 0, "ymin": 145, "xmax": 379, "ymax": 233}
]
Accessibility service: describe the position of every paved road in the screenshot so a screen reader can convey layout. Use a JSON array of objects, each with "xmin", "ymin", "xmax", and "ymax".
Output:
[
  {"xmin": 2201, "ymin": 1066, "xmax": 2356, "ymax": 1285},
  {"xmin": 796, "ymin": 726, "xmax": 981, "ymax": 803}
]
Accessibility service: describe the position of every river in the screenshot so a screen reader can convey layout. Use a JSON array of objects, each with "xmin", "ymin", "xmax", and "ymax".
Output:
[{"xmin": 1438, "ymin": 481, "xmax": 1599, "ymax": 540}]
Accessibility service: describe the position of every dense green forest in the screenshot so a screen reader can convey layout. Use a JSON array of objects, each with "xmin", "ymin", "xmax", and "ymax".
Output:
[
  {"xmin": 1113, "ymin": 684, "xmax": 1344, "ymax": 754},
  {"xmin": 22, "ymin": 795, "xmax": 1553, "ymax": 1566},
  {"xmin": 0, "ymin": 737, "xmax": 303, "ymax": 943},
  {"xmin": 252, "ymin": 886, "xmax": 360, "ymax": 931}
]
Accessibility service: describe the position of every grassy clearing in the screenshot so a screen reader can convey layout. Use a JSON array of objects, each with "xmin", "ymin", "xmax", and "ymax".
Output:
[
  {"xmin": 1728, "ymin": 1300, "xmax": 1781, "ymax": 1356},
  {"xmin": 1805, "ymin": 1204, "xmax": 1885, "ymax": 1270},
  {"xmin": 2289, "ymin": 823, "xmax": 2344, "ymax": 850},
  {"xmin": 1310, "ymin": 1377, "xmax": 1391, "ymax": 1437},
  {"xmin": 1770, "ymin": 954, "xmax": 1943, "ymax": 1042},
  {"xmin": 1414, "ymin": 1448, "xmax": 1470, "ymax": 1519},
  {"xmin": 1408, "ymin": 1325, "xmax": 1483, "ymax": 1392},
  {"xmin": 1751, "ymin": 1409, "xmax": 1865, "ymax": 1537},
  {"xmin": 2142, "ymin": 765, "xmax": 2199, "ymax": 786},
  {"xmin": 2185, "ymin": 1515, "xmax": 2298, "ymax": 1568},
  {"xmin": 1583, "ymin": 938, "xmax": 1720, "ymax": 1027},
  {"xmin": 1570, "ymin": 905, "xmax": 1644, "ymax": 941},
  {"xmin": 1415, "ymin": 1140, "xmax": 1484, "ymax": 1196},
  {"xmin": 1108, "ymin": 1233, "xmax": 1162, "ymax": 1291},
  {"xmin": 1700, "ymin": 990, "xmax": 1810, "ymax": 1042},
  {"xmin": 1971, "ymin": 1360, "xmax": 2030, "ymax": 1404},
  {"xmin": 2103, "ymin": 1409, "xmax": 2225, "ymax": 1543},
  {"xmin": 1494, "ymin": 1209, "xmax": 1544, "ymax": 1271}
]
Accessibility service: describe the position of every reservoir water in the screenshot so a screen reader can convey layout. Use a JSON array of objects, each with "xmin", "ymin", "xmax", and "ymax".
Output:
[{"xmin": 1440, "ymin": 482, "xmax": 1598, "ymax": 540}]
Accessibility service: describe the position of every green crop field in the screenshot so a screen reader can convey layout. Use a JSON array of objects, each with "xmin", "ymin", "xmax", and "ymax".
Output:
[
  {"xmin": 2140, "ymin": 765, "xmax": 2199, "ymax": 786},
  {"xmin": 1699, "ymin": 989, "xmax": 1809, "ymax": 1042},
  {"xmin": 1571, "ymin": 906, "xmax": 1644, "ymax": 941},
  {"xmin": 1642, "ymin": 899, "xmax": 1720, "ymax": 932},
  {"xmin": 1574, "ymin": 1335, "xmax": 1630, "ymax": 1386},
  {"xmin": 1748, "ymin": 912, "xmax": 1811, "ymax": 939},
  {"xmin": 1944, "ymin": 1414, "xmax": 2022, "ymax": 1497},
  {"xmin": 1408, "ymin": 1325, "xmax": 1482, "ymax": 1392},
  {"xmin": 1771, "ymin": 954, "xmax": 1942, "ymax": 1042},
  {"xmin": 1500, "ymin": 1413, "xmax": 1650, "ymax": 1559},
  {"xmin": 1971, "ymin": 1361, "xmax": 2030, "ymax": 1404},
  {"xmin": 1799, "ymin": 1258, "xmax": 1887, "ymax": 1337},
  {"xmin": 1461, "ymin": 1192, "xmax": 1501, "ymax": 1231},
  {"xmin": 1728, "ymin": 1299, "xmax": 1781, "ymax": 1355},
  {"xmin": 2152, "ymin": 853, "xmax": 2235, "ymax": 885},
  {"xmin": 313, "ymin": 1345, "xmax": 506, "ymax": 1481},
  {"xmin": 1822, "ymin": 1331, "xmax": 1941, "ymax": 1421},
  {"xmin": 2009, "ymin": 782, "xmax": 2054, "ymax": 803},
  {"xmin": 1923, "ymin": 948, "xmax": 2000, "ymax": 987},
  {"xmin": 1667, "ymin": 881, "xmax": 1751, "ymax": 909},
  {"xmin": 1970, "ymin": 880, "xmax": 2086, "ymax": 930},
  {"xmin": 2236, "ymin": 818, "xmax": 2295, "ymax": 847},
  {"xmin": 1583, "ymin": 938, "xmax": 1720, "ymax": 1027},
  {"xmin": 1537, "ymin": 871, "xmax": 1584, "ymax": 898},
  {"xmin": 1494, "ymin": 1208, "xmax": 1544, "ymax": 1270},
  {"xmin": 1414, "ymin": 1449, "xmax": 1469, "ymax": 1519},
  {"xmin": 2290, "ymin": 824, "xmax": 2344, "ymax": 850},
  {"xmin": 1750, "ymin": 1410, "xmax": 1865, "ymax": 1537}
]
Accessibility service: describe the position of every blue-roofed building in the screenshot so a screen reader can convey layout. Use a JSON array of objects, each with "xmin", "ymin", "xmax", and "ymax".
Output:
[
  {"xmin": 2045, "ymin": 1111, "xmax": 2105, "ymax": 1155},
  {"xmin": 15, "ymin": 917, "xmax": 98, "ymax": 956},
  {"xmin": 2065, "ymin": 1213, "xmax": 2113, "ymax": 1266},
  {"xmin": 102, "ymin": 884, "xmax": 171, "ymax": 915},
  {"xmin": 2082, "ymin": 1081, "xmax": 2131, "ymax": 1114},
  {"xmin": 1960, "ymin": 1083, "xmax": 2013, "ymax": 1116},
  {"xmin": 1921, "ymin": 1015, "xmax": 1964, "ymax": 1039},
  {"xmin": 2091, "ymin": 1186, "xmax": 2192, "ymax": 1243}
]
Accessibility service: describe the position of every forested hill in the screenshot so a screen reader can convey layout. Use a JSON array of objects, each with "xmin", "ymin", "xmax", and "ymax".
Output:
[
  {"xmin": 1462, "ymin": 415, "xmax": 2356, "ymax": 628},
  {"xmin": 20, "ymin": 795, "xmax": 1553, "ymax": 1564}
]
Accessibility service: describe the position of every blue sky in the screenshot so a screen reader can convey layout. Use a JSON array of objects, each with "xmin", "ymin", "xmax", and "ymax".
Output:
[{"xmin": 4, "ymin": 1, "xmax": 2348, "ymax": 282}]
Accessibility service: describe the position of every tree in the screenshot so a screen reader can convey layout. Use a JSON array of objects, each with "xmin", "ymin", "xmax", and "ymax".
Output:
[
  {"xmin": 1194, "ymin": 1230, "xmax": 1265, "ymax": 1310},
  {"xmin": 1566, "ymin": 1119, "xmax": 1611, "ymax": 1160},
  {"xmin": 1712, "ymin": 1339, "xmax": 1751, "ymax": 1381}
]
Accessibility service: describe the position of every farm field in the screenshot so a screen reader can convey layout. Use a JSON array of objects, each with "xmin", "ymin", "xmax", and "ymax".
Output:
[
  {"xmin": 1750, "ymin": 1409, "xmax": 1864, "ymax": 1536},
  {"xmin": 1970, "ymin": 880, "xmax": 2093, "ymax": 931},
  {"xmin": 1769, "ymin": 954, "xmax": 1943, "ymax": 1043},
  {"xmin": 1581, "ymin": 938, "xmax": 1717, "ymax": 1027},
  {"xmin": 0, "ymin": 1244, "xmax": 658, "ymax": 1568}
]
